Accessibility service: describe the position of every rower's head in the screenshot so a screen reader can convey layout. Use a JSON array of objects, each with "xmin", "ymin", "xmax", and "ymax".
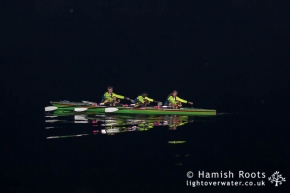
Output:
[
  {"xmin": 142, "ymin": 92, "xmax": 148, "ymax": 97},
  {"xmin": 107, "ymin": 86, "xmax": 113, "ymax": 93},
  {"xmin": 172, "ymin": 90, "xmax": 178, "ymax": 97}
]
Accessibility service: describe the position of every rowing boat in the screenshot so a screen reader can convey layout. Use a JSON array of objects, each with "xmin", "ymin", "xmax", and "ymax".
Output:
[{"xmin": 49, "ymin": 101, "xmax": 216, "ymax": 116}]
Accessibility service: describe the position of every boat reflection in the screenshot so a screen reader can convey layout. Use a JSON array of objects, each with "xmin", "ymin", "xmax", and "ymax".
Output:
[{"xmin": 44, "ymin": 112, "xmax": 196, "ymax": 139}]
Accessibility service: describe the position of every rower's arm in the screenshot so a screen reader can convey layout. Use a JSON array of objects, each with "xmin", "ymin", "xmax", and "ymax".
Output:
[
  {"xmin": 176, "ymin": 96, "xmax": 187, "ymax": 103},
  {"xmin": 112, "ymin": 93, "xmax": 125, "ymax": 99},
  {"xmin": 145, "ymin": 97, "xmax": 154, "ymax": 102}
]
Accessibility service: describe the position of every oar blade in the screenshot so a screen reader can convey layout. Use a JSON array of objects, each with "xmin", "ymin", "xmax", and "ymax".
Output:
[
  {"xmin": 74, "ymin": 115, "xmax": 88, "ymax": 120},
  {"xmin": 105, "ymin": 107, "xmax": 118, "ymax": 113},
  {"xmin": 74, "ymin": 108, "xmax": 88, "ymax": 112},
  {"xmin": 45, "ymin": 106, "xmax": 58, "ymax": 111},
  {"xmin": 74, "ymin": 120, "xmax": 89, "ymax": 124},
  {"xmin": 82, "ymin": 100, "xmax": 93, "ymax": 104}
]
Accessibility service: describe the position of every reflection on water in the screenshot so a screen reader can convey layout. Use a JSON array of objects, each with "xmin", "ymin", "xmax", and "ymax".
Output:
[
  {"xmin": 44, "ymin": 110, "xmax": 212, "ymax": 139},
  {"xmin": 44, "ymin": 111, "xmax": 215, "ymax": 168},
  {"xmin": 168, "ymin": 141, "xmax": 186, "ymax": 144},
  {"xmin": 47, "ymin": 134, "xmax": 90, "ymax": 139}
]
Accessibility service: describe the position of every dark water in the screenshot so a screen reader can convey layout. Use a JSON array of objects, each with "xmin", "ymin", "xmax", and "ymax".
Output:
[{"xmin": 2, "ymin": 110, "xmax": 289, "ymax": 193}]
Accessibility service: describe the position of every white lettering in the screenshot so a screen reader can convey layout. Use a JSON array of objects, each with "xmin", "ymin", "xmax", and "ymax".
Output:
[
  {"xmin": 205, "ymin": 172, "xmax": 211, "ymax": 178},
  {"xmin": 212, "ymin": 172, "xmax": 219, "ymax": 178},
  {"xmin": 198, "ymin": 171, "xmax": 234, "ymax": 178},
  {"xmin": 239, "ymin": 171, "xmax": 266, "ymax": 179},
  {"xmin": 239, "ymin": 171, "xmax": 245, "ymax": 178},
  {"xmin": 228, "ymin": 171, "xmax": 234, "ymax": 178},
  {"xmin": 198, "ymin": 171, "xmax": 205, "ymax": 178}
]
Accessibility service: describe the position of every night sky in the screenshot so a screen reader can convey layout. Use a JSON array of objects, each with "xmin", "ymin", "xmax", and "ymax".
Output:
[{"xmin": 1, "ymin": 1, "xmax": 289, "ymax": 114}]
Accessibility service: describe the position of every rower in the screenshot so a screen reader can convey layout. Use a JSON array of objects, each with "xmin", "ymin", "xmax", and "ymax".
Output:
[
  {"xmin": 164, "ymin": 90, "xmax": 193, "ymax": 109},
  {"xmin": 101, "ymin": 86, "xmax": 131, "ymax": 106},
  {"xmin": 134, "ymin": 92, "xmax": 158, "ymax": 107}
]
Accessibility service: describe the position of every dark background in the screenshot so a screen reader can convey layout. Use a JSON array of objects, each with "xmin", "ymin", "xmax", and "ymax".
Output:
[
  {"xmin": 1, "ymin": 0, "xmax": 289, "ymax": 114},
  {"xmin": 1, "ymin": 1, "xmax": 290, "ymax": 192}
]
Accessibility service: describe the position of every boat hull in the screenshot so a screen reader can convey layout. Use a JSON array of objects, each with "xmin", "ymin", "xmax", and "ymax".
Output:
[
  {"xmin": 50, "ymin": 101, "xmax": 216, "ymax": 116},
  {"xmin": 102, "ymin": 108, "xmax": 216, "ymax": 116}
]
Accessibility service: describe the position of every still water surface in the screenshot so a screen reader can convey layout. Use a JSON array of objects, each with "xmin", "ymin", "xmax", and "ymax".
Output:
[
  {"xmin": 4, "ymin": 111, "xmax": 288, "ymax": 193},
  {"xmin": 41, "ymin": 111, "xmax": 289, "ymax": 192}
]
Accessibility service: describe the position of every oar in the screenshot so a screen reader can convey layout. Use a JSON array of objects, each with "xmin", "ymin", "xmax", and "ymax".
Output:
[
  {"xmin": 82, "ymin": 100, "xmax": 94, "ymax": 104},
  {"xmin": 83, "ymin": 100, "xmax": 135, "ymax": 106},
  {"xmin": 74, "ymin": 120, "xmax": 89, "ymax": 123},
  {"xmin": 74, "ymin": 115, "xmax": 88, "ymax": 120},
  {"xmin": 75, "ymin": 108, "xmax": 88, "ymax": 112},
  {"xmin": 45, "ymin": 115, "xmax": 58, "ymax": 118},
  {"xmin": 47, "ymin": 134, "xmax": 89, "ymax": 139},
  {"xmin": 105, "ymin": 107, "xmax": 119, "ymax": 113},
  {"xmin": 83, "ymin": 98, "xmax": 135, "ymax": 104},
  {"xmin": 75, "ymin": 107, "xmax": 119, "ymax": 113},
  {"xmin": 45, "ymin": 106, "xmax": 58, "ymax": 111}
]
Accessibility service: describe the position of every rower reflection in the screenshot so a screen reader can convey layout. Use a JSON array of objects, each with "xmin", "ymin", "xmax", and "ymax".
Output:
[{"xmin": 45, "ymin": 114, "xmax": 196, "ymax": 138}]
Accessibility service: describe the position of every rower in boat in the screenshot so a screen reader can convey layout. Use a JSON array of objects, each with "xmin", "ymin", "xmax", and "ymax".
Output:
[
  {"xmin": 101, "ymin": 86, "xmax": 131, "ymax": 106},
  {"xmin": 164, "ymin": 90, "xmax": 193, "ymax": 109},
  {"xmin": 134, "ymin": 92, "xmax": 158, "ymax": 107}
]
